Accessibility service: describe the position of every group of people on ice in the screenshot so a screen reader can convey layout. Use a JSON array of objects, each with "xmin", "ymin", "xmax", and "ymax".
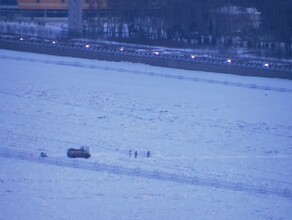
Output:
[{"xmin": 129, "ymin": 150, "xmax": 150, "ymax": 159}]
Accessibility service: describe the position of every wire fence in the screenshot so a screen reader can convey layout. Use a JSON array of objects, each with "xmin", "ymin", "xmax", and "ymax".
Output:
[
  {"xmin": 1, "ymin": 55, "xmax": 292, "ymax": 94},
  {"xmin": 0, "ymin": 148, "xmax": 291, "ymax": 199}
]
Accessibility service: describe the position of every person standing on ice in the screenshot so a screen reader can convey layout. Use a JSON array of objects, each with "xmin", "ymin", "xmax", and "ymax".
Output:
[
  {"xmin": 129, "ymin": 150, "xmax": 132, "ymax": 158},
  {"xmin": 134, "ymin": 151, "xmax": 138, "ymax": 158},
  {"xmin": 147, "ymin": 151, "xmax": 150, "ymax": 158}
]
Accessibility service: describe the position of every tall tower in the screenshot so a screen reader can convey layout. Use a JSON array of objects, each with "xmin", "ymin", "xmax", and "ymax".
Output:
[{"xmin": 68, "ymin": 0, "xmax": 83, "ymax": 38}]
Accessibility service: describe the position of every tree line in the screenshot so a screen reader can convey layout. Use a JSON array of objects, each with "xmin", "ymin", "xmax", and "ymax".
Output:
[{"xmin": 84, "ymin": 0, "xmax": 292, "ymax": 51}]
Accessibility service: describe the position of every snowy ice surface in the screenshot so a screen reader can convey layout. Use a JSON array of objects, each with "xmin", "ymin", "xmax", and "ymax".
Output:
[{"xmin": 0, "ymin": 49, "xmax": 291, "ymax": 220}]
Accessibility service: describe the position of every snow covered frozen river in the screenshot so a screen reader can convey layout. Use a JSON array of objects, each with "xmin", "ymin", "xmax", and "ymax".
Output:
[{"xmin": 0, "ymin": 49, "xmax": 291, "ymax": 219}]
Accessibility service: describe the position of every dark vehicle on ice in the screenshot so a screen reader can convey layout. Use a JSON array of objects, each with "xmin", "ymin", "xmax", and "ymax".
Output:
[{"xmin": 67, "ymin": 146, "xmax": 91, "ymax": 159}]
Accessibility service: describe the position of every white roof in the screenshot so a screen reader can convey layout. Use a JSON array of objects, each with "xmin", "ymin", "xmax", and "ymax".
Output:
[{"xmin": 214, "ymin": 5, "xmax": 261, "ymax": 15}]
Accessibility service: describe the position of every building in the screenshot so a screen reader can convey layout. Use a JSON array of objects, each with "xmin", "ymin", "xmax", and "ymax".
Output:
[
  {"xmin": 16, "ymin": 0, "xmax": 110, "ymax": 11},
  {"xmin": 209, "ymin": 5, "xmax": 261, "ymax": 35}
]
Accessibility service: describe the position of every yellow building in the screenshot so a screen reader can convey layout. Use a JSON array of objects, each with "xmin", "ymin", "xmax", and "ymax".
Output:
[{"xmin": 17, "ymin": 0, "xmax": 110, "ymax": 10}]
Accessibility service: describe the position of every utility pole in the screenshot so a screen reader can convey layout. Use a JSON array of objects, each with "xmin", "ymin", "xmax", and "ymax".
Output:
[{"xmin": 68, "ymin": 0, "xmax": 83, "ymax": 38}]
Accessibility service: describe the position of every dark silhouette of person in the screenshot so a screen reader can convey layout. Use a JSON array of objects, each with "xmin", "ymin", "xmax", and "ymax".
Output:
[
  {"xmin": 134, "ymin": 151, "xmax": 138, "ymax": 158},
  {"xmin": 40, "ymin": 152, "xmax": 47, "ymax": 158},
  {"xmin": 147, "ymin": 151, "xmax": 150, "ymax": 158},
  {"xmin": 129, "ymin": 150, "xmax": 132, "ymax": 158}
]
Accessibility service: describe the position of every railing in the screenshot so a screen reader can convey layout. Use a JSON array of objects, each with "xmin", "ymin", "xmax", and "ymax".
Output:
[
  {"xmin": 1, "ymin": 54, "xmax": 291, "ymax": 93},
  {"xmin": 0, "ymin": 148, "xmax": 291, "ymax": 199}
]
